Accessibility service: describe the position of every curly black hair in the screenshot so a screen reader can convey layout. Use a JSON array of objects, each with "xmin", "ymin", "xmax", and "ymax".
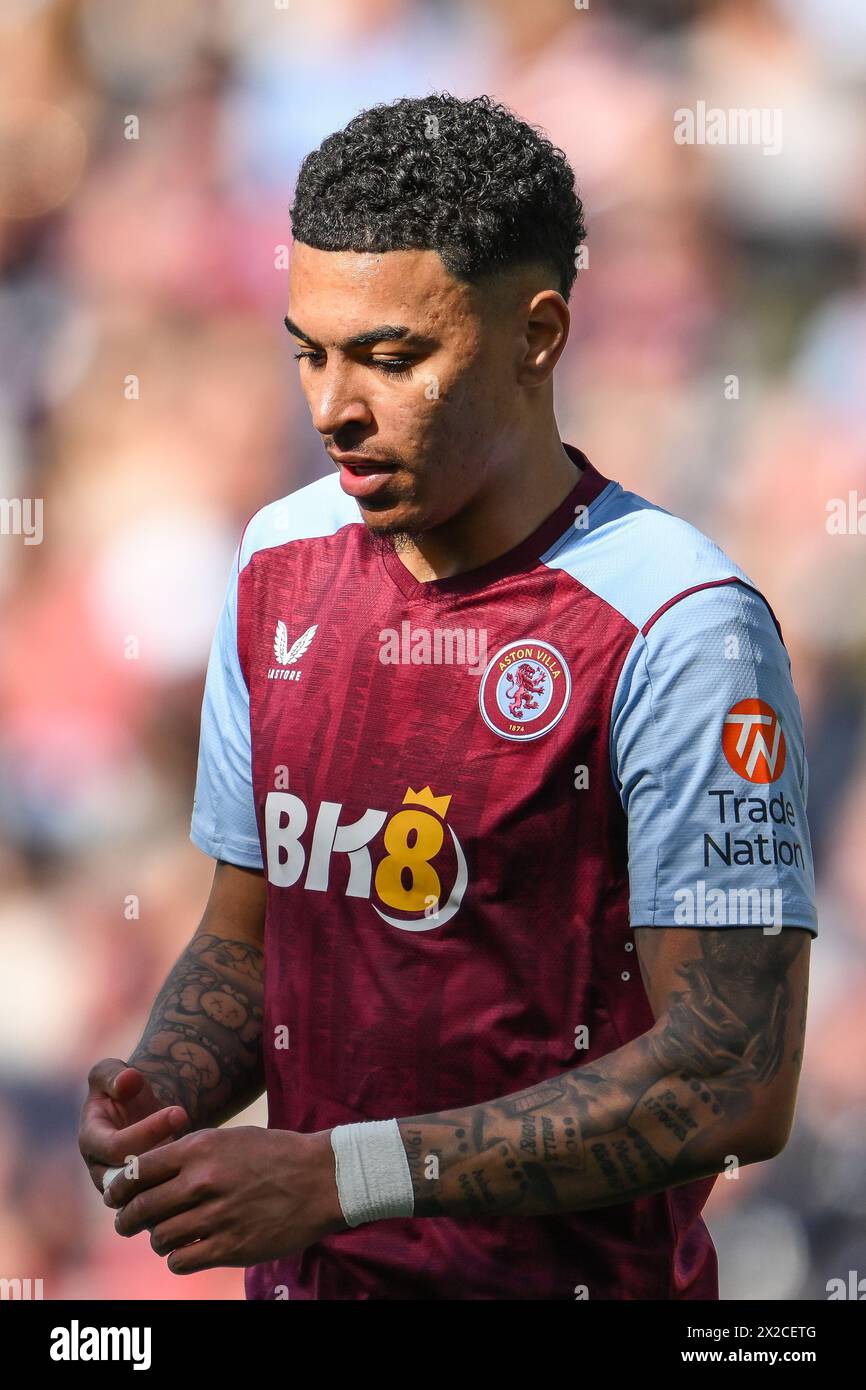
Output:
[{"xmin": 290, "ymin": 92, "xmax": 586, "ymax": 302}]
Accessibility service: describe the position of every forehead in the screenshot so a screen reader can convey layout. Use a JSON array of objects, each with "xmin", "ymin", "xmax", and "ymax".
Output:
[{"xmin": 288, "ymin": 243, "xmax": 475, "ymax": 338}]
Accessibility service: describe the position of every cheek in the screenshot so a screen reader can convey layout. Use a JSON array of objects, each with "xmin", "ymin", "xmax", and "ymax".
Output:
[
  {"xmin": 377, "ymin": 355, "xmax": 485, "ymax": 449},
  {"xmin": 416, "ymin": 363, "xmax": 478, "ymax": 429},
  {"xmin": 379, "ymin": 384, "xmax": 443, "ymax": 446},
  {"xmin": 444, "ymin": 348, "xmax": 505, "ymax": 419}
]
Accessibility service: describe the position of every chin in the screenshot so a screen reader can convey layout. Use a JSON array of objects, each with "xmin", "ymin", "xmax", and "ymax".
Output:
[{"xmin": 361, "ymin": 513, "xmax": 426, "ymax": 554}]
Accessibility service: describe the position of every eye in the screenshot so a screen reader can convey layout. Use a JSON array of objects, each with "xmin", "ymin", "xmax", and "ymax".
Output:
[
  {"xmin": 371, "ymin": 357, "xmax": 415, "ymax": 378},
  {"xmin": 292, "ymin": 351, "xmax": 415, "ymax": 380}
]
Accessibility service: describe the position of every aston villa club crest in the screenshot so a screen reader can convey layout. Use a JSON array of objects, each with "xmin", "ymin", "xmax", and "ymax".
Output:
[{"xmin": 479, "ymin": 639, "xmax": 572, "ymax": 741}]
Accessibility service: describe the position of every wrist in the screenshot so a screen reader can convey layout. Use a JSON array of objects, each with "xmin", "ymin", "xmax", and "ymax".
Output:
[
  {"xmin": 329, "ymin": 1118, "xmax": 415, "ymax": 1228},
  {"xmin": 303, "ymin": 1129, "xmax": 351, "ymax": 1238}
]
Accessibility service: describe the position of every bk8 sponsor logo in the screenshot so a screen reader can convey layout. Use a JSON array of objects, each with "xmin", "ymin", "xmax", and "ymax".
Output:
[{"xmin": 264, "ymin": 785, "xmax": 468, "ymax": 931}]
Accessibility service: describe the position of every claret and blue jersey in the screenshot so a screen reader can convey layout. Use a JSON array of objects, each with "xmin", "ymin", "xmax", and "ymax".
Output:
[{"xmin": 190, "ymin": 443, "xmax": 818, "ymax": 1300}]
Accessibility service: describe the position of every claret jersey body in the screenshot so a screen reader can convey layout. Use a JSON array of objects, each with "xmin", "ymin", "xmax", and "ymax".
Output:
[{"xmin": 191, "ymin": 444, "xmax": 818, "ymax": 1300}]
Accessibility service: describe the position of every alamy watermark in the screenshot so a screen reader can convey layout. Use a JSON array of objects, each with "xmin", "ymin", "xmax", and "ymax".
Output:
[
  {"xmin": 0, "ymin": 497, "xmax": 42, "ymax": 544},
  {"xmin": 673, "ymin": 879, "xmax": 784, "ymax": 931},
  {"xmin": 50, "ymin": 1321, "xmax": 151, "ymax": 1370},
  {"xmin": 826, "ymin": 491, "xmax": 866, "ymax": 534},
  {"xmin": 379, "ymin": 621, "xmax": 488, "ymax": 676},
  {"xmin": 674, "ymin": 101, "xmax": 783, "ymax": 157},
  {"xmin": 1, "ymin": 1276, "xmax": 43, "ymax": 1299}
]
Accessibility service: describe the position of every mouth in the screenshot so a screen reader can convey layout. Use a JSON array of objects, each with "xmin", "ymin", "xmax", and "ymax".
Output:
[
  {"xmin": 330, "ymin": 452, "xmax": 400, "ymax": 500},
  {"xmin": 330, "ymin": 452, "xmax": 396, "ymax": 475}
]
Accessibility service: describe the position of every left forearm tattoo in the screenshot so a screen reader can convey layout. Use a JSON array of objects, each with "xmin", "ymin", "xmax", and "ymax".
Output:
[{"xmin": 397, "ymin": 929, "xmax": 808, "ymax": 1219}]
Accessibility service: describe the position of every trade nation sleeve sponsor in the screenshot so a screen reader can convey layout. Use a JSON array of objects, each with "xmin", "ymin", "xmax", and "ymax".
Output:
[{"xmin": 610, "ymin": 581, "xmax": 817, "ymax": 934}]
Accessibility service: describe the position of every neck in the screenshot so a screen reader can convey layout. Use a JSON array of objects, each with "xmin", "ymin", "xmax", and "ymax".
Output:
[{"xmin": 397, "ymin": 429, "xmax": 581, "ymax": 584}]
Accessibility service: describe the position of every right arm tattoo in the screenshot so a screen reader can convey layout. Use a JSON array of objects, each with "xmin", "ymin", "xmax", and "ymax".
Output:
[{"xmin": 128, "ymin": 932, "xmax": 265, "ymax": 1128}]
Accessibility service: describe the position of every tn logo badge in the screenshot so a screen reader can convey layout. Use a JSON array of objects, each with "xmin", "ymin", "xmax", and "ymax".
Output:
[{"xmin": 722, "ymin": 699, "xmax": 787, "ymax": 782}]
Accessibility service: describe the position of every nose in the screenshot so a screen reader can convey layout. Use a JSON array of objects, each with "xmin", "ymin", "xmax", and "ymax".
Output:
[{"xmin": 305, "ymin": 361, "xmax": 373, "ymax": 439}]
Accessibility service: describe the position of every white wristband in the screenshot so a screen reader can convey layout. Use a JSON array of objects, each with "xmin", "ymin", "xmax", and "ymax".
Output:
[{"xmin": 330, "ymin": 1119, "xmax": 415, "ymax": 1227}]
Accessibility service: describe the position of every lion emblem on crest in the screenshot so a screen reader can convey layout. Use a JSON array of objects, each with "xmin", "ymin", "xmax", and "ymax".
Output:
[{"xmin": 504, "ymin": 661, "xmax": 547, "ymax": 718}]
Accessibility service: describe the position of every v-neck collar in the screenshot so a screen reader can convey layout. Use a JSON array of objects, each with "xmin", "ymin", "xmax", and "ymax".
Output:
[{"xmin": 379, "ymin": 443, "xmax": 611, "ymax": 602}]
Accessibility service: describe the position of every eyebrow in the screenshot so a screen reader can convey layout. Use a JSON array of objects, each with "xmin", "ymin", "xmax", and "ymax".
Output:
[{"xmin": 283, "ymin": 315, "xmax": 434, "ymax": 350}]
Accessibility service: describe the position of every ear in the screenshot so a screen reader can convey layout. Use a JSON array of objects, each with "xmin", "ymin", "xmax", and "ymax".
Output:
[{"xmin": 516, "ymin": 289, "xmax": 570, "ymax": 386}]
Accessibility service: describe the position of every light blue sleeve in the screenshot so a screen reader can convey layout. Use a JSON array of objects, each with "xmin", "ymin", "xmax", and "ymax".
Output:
[
  {"xmin": 190, "ymin": 546, "xmax": 263, "ymax": 869},
  {"xmin": 610, "ymin": 582, "xmax": 817, "ymax": 934}
]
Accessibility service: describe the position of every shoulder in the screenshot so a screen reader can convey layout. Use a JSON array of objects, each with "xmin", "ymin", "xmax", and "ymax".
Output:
[
  {"xmin": 237, "ymin": 470, "xmax": 361, "ymax": 574},
  {"xmin": 544, "ymin": 476, "xmax": 777, "ymax": 639}
]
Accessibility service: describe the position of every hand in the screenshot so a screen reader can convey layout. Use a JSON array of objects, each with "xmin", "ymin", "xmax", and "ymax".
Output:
[
  {"xmin": 79, "ymin": 1058, "xmax": 189, "ymax": 1195},
  {"xmin": 104, "ymin": 1125, "xmax": 348, "ymax": 1273}
]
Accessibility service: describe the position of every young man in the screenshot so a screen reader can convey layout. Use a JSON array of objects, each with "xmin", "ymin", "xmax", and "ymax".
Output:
[{"xmin": 81, "ymin": 93, "xmax": 816, "ymax": 1300}]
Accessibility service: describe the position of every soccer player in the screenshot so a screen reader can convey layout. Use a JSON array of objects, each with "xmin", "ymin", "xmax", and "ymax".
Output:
[{"xmin": 80, "ymin": 93, "xmax": 817, "ymax": 1300}]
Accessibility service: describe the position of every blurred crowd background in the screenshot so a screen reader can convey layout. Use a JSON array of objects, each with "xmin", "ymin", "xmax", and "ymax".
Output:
[{"xmin": 1, "ymin": 0, "xmax": 864, "ymax": 1301}]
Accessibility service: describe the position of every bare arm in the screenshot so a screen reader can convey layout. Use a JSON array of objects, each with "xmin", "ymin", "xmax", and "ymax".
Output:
[
  {"xmin": 80, "ymin": 859, "xmax": 268, "ymax": 1192},
  {"xmin": 395, "ymin": 926, "xmax": 811, "ymax": 1218},
  {"xmin": 127, "ymin": 859, "xmax": 268, "ymax": 1130}
]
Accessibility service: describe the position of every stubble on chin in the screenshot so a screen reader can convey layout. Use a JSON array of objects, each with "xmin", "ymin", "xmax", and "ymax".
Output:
[{"xmin": 361, "ymin": 520, "xmax": 426, "ymax": 556}]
